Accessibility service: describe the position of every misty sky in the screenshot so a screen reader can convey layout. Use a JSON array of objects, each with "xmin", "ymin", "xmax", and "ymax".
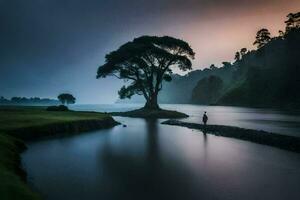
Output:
[{"xmin": 0, "ymin": 0, "xmax": 299, "ymax": 103}]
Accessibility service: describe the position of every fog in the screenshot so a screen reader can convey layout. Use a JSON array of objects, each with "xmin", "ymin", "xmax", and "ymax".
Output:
[{"xmin": 0, "ymin": 0, "xmax": 299, "ymax": 103}]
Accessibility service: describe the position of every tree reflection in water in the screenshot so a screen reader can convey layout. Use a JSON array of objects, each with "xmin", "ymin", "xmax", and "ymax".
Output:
[{"xmin": 97, "ymin": 119, "xmax": 211, "ymax": 200}]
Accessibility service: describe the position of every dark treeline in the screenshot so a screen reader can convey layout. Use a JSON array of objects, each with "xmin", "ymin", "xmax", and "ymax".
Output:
[
  {"xmin": 0, "ymin": 96, "xmax": 59, "ymax": 105},
  {"xmin": 157, "ymin": 11, "xmax": 300, "ymax": 109}
]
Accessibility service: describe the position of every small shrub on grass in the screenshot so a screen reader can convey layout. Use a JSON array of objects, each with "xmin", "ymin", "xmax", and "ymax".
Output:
[{"xmin": 46, "ymin": 105, "xmax": 69, "ymax": 111}]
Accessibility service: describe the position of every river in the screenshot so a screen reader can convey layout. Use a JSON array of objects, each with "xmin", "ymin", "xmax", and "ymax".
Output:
[{"xmin": 22, "ymin": 104, "xmax": 300, "ymax": 200}]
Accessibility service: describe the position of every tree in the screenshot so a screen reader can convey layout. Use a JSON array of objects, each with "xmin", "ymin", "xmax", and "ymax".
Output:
[
  {"xmin": 253, "ymin": 28, "xmax": 271, "ymax": 49},
  {"xmin": 234, "ymin": 51, "xmax": 240, "ymax": 61},
  {"xmin": 278, "ymin": 30, "xmax": 285, "ymax": 38},
  {"xmin": 57, "ymin": 93, "xmax": 76, "ymax": 105},
  {"xmin": 209, "ymin": 64, "xmax": 217, "ymax": 70},
  {"xmin": 240, "ymin": 48, "xmax": 247, "ymax": 57},
  {"xmin": 222, "ymin": 62, "xmax": 231, "ymax": 68},
  {"xmin": 285, "ymin": 12, "xmax": 300, "ymax": 33},
  {"xmin": 97, "ymin": 36, "xmax": 195, "ymax": 109}
]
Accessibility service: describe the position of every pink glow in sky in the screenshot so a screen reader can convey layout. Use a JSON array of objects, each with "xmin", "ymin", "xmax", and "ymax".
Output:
[
  {"xmin": 0, "ymin": 0, "xmax": 299, "ymax": 102},
  {"xmin": 114, "ymin": 0, "xmax": 300, "ymax": 69}
]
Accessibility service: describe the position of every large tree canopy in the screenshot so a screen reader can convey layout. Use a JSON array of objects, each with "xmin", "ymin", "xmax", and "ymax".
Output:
[{"xmin": 97, "ymin": 36, "xmax": 195, "ymax": 109}]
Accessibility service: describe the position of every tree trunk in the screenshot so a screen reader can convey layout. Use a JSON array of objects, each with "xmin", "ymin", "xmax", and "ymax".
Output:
[{"xmin": 144, "ymin": 93, "xmax": 160, "ymax": 110}]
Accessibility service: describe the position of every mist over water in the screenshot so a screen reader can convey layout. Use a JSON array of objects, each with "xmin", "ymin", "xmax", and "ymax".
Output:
[{"xmin": 22, "ymin": 104, "xmax": 300, "ymax": 200}]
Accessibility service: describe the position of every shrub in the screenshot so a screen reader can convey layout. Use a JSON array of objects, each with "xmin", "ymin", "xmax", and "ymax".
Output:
[{"xmin": 46, "ymin": 105, "xmax": 69, "ymax": 111}]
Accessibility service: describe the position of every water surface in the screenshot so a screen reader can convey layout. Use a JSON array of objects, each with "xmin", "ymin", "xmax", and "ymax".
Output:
[
  {"xmin": 22, "ymin": 104, "xmax": 300, "ymax": 200},
  {"xmin": 72, "ymin": 104, "xmax": 300, "ymax": 136}
]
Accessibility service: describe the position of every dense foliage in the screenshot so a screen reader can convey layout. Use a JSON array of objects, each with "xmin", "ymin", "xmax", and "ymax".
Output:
[
  {"xmin": 97, "ymin": 36, "xmax": 195, "ymax": 109},
  {"xmin": 46, "ymin": 105, "xmax": 69, "ymax": 111},
  {"xmin": 191, "ymin": 76, "xmax": 223, "ymax": 104},
  {"xmin": 219, "ymin": 28, "xmax": 300, "ymax": 108},
  {"xmin": 253, "ymin": 28, "xmax": 271, "ymax": 49},
  {"xmin": 0, "ymin": 96, "xmax": 59, "ymax": 105},
  {"xmin": 159, "ymin": 11, "xmax": 300, "ymax": 108},
  {"xmin": 57, "ymin": 93, "xmax": 76, "ymax": 105}
]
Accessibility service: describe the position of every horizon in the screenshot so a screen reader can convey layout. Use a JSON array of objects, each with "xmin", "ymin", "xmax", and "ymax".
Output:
[{"xmin": 0, "ymin": 0, "xmax": 299, "ymax": 103}]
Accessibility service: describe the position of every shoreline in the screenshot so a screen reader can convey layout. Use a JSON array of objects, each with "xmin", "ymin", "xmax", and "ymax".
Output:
[
  {"xmin": 162, "ymin": 120, "xmax": 300, "ymax": 153},
  {"xmin": 0, "ymin": 106, "xmax": 120, "ymax": 199},
  {"xmin": 9, "ymin": 118, "xmax": 120, "ymax": 140},
  {"xmin": 110, "ymin": 108, "xmax": 188, "ymax": 118}
]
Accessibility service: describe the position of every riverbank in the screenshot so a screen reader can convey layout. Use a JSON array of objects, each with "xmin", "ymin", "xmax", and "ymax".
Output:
[
  {"xmin": 0, "ymin": 106, "xmax": 119, "ymax": 200},
  {"xmin": 110, "ymin": 108, "xmax": 188, "ymax": 118},
  {"xmin": 162, "ymin": 120, "xmax": 300, "ymax": 153}
]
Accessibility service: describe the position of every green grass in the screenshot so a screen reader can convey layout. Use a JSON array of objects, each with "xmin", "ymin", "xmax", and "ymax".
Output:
[
  {"xmin": 0, "ymin": 133, "xmax": 40, "ymax": 200},
  {"xmin": 0, "ymin": 106, "xmax": 116, "ymax": 200},
  {"xmin": 0, "ymin": 106, "xmax": 109, "ymax": 132}
]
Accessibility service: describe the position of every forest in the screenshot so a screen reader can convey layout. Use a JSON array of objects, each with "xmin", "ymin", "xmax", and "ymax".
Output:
[
  {"xmin": 0, "ymin": 96, "xmax": 59, "ymax": 105},
  {"xmin": 154, "ymin": 12, "xmax": 300, "ymax": 108}
]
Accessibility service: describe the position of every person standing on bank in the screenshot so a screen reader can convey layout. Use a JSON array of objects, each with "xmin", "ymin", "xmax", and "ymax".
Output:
[{"xmin": 202, "ymin": 112, "xmax": 208, "ymax": 125}]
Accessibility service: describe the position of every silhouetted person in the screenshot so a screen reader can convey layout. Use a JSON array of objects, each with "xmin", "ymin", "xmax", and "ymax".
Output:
[{"xmin": 202, "ymin": 112, "xmax": 208, "ymax": 125}]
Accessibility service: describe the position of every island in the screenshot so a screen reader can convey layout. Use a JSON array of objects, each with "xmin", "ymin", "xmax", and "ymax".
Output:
[{"xmin": 110, "ymin": 108, "xmax": 188, "ymax": 118}]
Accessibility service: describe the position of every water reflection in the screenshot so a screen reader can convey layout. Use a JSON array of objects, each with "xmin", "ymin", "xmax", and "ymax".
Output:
[
  {"xmin": 97, "ymin": 119, "xmax": 205, "ymax": 199},
  {"xmin": 22, "ymin": 114, "xmax": 300, "ymax": 200},
  {"xmin": 202, "ymin": 129, "xmax": 208, "ymax": 164}
]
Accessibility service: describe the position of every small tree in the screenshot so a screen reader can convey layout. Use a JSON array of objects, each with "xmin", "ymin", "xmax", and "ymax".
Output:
[
  {"xmin": 234, "ymin": 51, "xmax": 240, "ymax": 62},
  {"xmin": 285, "ymin": 12, "xmax": 300, "ymax": 33},
  {"xmin": 57, "ymin": 93, "xmax": 76, "ymax": 105},
  {"xmin": 278, "ymin": 30, "xmax": 285, "ymax": 38},
  {"xmin": 222, "ymin": 62, "xmax": 231, "ymax": 68},
  {"xmin": 209, "ymin": 64, "xmax": 217, "ymax": 70},
  {"xmin": 97, "ymin": 36, "xmax": 195, "ymax": 110},
  {"xmin": 240, "ymin": 48, "xmax": 247, "ymax": 57},
  {"xmin": 253, "ymin": 28, "xmax": 271, "ymax": 49}
]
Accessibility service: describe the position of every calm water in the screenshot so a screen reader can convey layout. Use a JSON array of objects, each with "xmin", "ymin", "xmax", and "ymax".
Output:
[
  {"xmin": 22, "ymin": 104, "xmax": 300, "ymax": 200},
  {"xmin": 71, "ymin": 104, "xmax": 300, "ymax": 136}
]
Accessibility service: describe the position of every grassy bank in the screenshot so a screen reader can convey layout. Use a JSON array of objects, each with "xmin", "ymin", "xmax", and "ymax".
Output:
[
  {"xmin": 0, "ymin": 134, "xmax": 40, "ymax": 200},
  {"xmin": 0, "ymin": 106, "xmax": 119, "ymax": 140},
  {"xmin": 110, "ymin": 108, "xmax": 189, "ymax": 118},
  {"xmin": 162, "ymin": 120, "xmax": 300, "ymax": 153},
  {"xmin": 0, "ymin": 106, "xmax": 119, "ymax": 200}
]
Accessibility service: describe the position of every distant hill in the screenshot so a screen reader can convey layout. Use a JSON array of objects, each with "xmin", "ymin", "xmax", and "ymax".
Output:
[
  {"xmin": 0, "ymin": 96, "xmax": 59, "ymax": 106},
  {"xmin": 158, "ymin": 63, "xmax": 234, "ymax": 104},
  {"xmin": 118, "ymin": 12, "xmax": 300, "ymax": 109},
  {"xmin": 161, "ymin": 14, "xmax": 300, "ymax": 108},
  {"xmin": 116, "ymin": 67, "xmax": 234, "ymax": 104},
  {"xmin": 218, "ymin": 29, "xmax": 300, "ymax": 108},
  {"xmin": 191, "ymin": 75, "xmax": 224, "ymax": 105}
]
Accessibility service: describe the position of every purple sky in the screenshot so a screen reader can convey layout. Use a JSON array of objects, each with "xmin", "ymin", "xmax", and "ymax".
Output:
[{"xmin": 0, "ymin": 0, "xmax": 299, "ymax": 103}]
